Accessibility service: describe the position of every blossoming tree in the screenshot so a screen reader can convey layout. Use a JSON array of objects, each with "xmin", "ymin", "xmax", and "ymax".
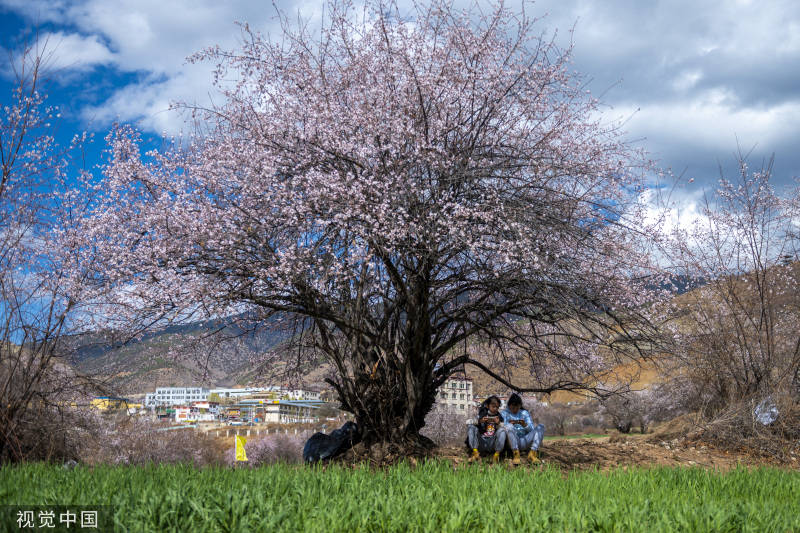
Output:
[
  {"xmin": 85, "ymin": 0, "xmax": 665, "ymax": 449},
  {"xmin": 0, "ymin": 40, "xmax": 101, "ymax": 462},
  {"xmin": 663, "ymin": 154, "xmax": 800, "ymax": 412}
]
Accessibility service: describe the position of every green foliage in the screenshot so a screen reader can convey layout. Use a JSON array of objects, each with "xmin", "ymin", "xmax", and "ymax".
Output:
[{"xmin": 1, "ymin": 463, "xmax": 798, "ymax": 532}]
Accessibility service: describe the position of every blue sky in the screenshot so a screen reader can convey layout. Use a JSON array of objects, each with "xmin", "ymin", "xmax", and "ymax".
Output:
[{"xmin": 2, "ymin": 0, "xmax": 799, "ymax": 226}]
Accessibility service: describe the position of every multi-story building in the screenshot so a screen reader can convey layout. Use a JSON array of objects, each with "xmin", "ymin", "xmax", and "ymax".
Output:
[
  {"xmin": 189, "ymin": 401, "xmax": 220, "ymax": 422},
  {"xmin": 233, "ymin": 399, "xmax": 322, "ymax": 424},
  {"xmin": 208, "ymin": 387, "xmax": 271, "ymax": 400},
  {"xmin": 435, "ymin": 377, "xmax": 474, "ymax": 413},
  {"xmin": 228, "ymin": 387, "xmax": 321, "ymax": 401},
  {"xmin": 144, "ymin": 387, "xmax": 210, "ymax": 408},
  {"xmin": 282, "ymin": 389, "xmax": 321, "ymax": 401},
  {"xmin": 144, "ymin": 385, "xmax": 323, "ymax": 408}
]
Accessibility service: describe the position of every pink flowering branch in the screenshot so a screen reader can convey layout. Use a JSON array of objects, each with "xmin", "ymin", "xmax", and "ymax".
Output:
[{"xmin": 80, "ymin": 0, "xmax": 669, "ymax": 447}]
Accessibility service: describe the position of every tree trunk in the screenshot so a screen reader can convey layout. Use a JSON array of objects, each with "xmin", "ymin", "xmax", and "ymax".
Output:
[
  {"xmin": 616, "ymin": 420, "xmax": 632, "ymax": 434},
  {"xmin": 327, "ymin": 348, "xmax": 438, "ymax": 456}
]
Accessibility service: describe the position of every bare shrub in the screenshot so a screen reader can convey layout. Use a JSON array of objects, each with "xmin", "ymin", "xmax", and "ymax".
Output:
[
  {"xmin": 533, "ymin": 400, "xmax": 604, "ymax": 436},
  {"xmin": 4, "ymin": 403, "xmax": 102, "ymax": 463},
  {"xmin": 565, "ymin": 401, "xmax": 605, "ymax": 434},
  {"xmin": 600, "ymin": 390, "xmax": 649, "ymax": 434},
  {"xmin": 695, "ymin": 393, "xmax": 800, "ymax": 461},
  {"xmin": 536, "ymin": 403, "xmax": 571, "ymax": 436},
  {"xmin": 577, "ymin": 415, "xmax": 605, "ymax": 434},
  {"xmin": 599, "ymin": 383, "xmax": 691, "ymax": 434}
]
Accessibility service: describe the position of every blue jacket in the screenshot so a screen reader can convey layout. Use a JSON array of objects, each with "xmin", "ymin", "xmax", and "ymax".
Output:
[{"xmin": 501, "ymin": 408, "xmax": 534, "ymax": 437}]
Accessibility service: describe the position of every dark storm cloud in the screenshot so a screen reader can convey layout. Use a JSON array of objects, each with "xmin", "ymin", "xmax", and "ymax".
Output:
[{"xmin": 527, "ymin": 0, "xmax": 800, "ymax": 186}]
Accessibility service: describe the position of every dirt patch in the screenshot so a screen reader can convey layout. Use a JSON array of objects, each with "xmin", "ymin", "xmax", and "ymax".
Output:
[
  {"xmin": 644, "ymin": 413, "xmax": 705, "ymax": 443},
  {"xmin": 434, "ymin": 434, "xmax": 800, "ymax": 471}
]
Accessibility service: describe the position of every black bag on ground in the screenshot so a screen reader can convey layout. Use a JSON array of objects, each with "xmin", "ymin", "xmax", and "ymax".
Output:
[{"xmin": 303, "ymin": 421, "xmax": 361, "ymax": 463}]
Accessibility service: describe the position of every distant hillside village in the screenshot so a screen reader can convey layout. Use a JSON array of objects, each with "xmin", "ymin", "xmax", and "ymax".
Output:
[{"xmin": 90, "ymin": 377, "xmax": 487, "ymax": 426}]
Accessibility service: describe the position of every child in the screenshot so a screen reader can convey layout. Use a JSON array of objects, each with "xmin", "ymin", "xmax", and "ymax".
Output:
[
  {"xmin": 466, "ymin": 396, "xmax": 507, "ymax": 463},
  {"xmin": 501, "ymin": 393, "xmax": 545, "ymax": 465}
]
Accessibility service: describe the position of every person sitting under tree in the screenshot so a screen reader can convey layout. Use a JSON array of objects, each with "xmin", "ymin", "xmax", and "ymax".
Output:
[
  {"xmin": 502, "ymin": 393, "xmax": 545, "ymax": 465},
  {"xmin": 466, "ymin": 396, "xmax": 508, "ymax": 463}
]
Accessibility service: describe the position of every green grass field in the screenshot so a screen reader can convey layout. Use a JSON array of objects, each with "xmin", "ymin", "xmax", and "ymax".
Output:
[{"xmin": 1, "ymin": 462, "xmax": 798, "ymax": 532}]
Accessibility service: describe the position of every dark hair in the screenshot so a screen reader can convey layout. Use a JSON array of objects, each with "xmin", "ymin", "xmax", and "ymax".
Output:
[
  {"xmin": 507, "ymin": 393, "xmax": 523, "ymax": 407},
  {"xmin": 484, "ymin": 395, "xmax": 501, "ymax": 408}
]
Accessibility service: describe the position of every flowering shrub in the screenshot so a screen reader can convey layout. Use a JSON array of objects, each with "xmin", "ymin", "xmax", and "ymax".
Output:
[
  {"xmin": 593, "ymin": 381, "xmax": 697, "ymax": 434},
  {"xmin": 650, "ymin": 154, "xmax": 800, "ymax": 456},
  {"xmin": 663, "ymin": 156, "xmax": 800, "ymax": 413},
  {"xmin": 421, "ymin": 408, "xmax": 472, "ymax": 447},
  {"xmin": 224, "ymin": 433, "xmax": 305, "ymax": 467},
  {"xmin": 83, "ymin": 416, "xmax": 224, "ymax": 466}
]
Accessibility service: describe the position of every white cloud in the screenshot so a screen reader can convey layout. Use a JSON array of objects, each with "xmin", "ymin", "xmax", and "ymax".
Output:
[
  {"xmin": 36, "ymin": 31, "xmax": 114, "ymax": 70},
  {"xmin": 540, "ymin": 0, "xmax": 800, "ymax": 67},
  {"xmin": 4, "ymin": 0, "xmax": 295, "ymax": 133},
  {"xmin": 641, "ymin": 187, "xmax": 706, "ymax": 238},
  {"xmin": 615, "ymin": 96, "xmax": 800, "ymax": 162},
  {"xmin": 3, "ymin": 0, "xmax": 800, "ymax": 179},
  {"xmin": 60, "ymin": 0, "xmax": 330, "ymax": 74},
  {"xmin": 80, "ymin": 66, "xmax": 216, "ymax": 134},
  {"xmin": 65, "ymin": 0, "xmax": 240, "ymax": 74},
  {"xmin": 672, "ymin": 70, "xmax": 703, "ymax": 93},
  {"xmin": 54, "ymin": 0, "xmax": 345, "ymax": 134}
]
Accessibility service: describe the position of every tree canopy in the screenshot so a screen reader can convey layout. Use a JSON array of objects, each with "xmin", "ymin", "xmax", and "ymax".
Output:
[{"xmin": 82, "ymin": 0, "xmax": 666, "ymax": 447}]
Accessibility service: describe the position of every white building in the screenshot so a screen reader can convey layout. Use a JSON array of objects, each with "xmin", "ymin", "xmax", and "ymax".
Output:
[
  {"xmin": 144, "ymin": 385, "xmax": 322, "ymax": 407},
  {"xmin": 283, "ymin": 389, "xmax": 321, "ymax": 401},
  {"xmin": 174, "ymin": 406, "xmax": 192, "ymax": 422},
  {"xmin": 145, "ymin": 387, "xmax": 210, "ymax": 408},
  {"xmin": 436, "ymin": 377, "xmax": 474, "ymax": 413},
  {"xmin": 208, "ymin": 387, "xmax": 271, "ymax": 400},
  {"xmin": 235, "ymin": 399, "xmax": 321, "ymax": 424},
  {"xmin": 189, "ymin": 401, "xmax": 220, "ymax": 422},
  {"xmin": 220, "ymin": 387, "xmax": 321, "ymax": 401}
]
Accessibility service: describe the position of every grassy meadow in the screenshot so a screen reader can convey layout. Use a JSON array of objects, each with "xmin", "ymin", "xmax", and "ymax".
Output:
[{"xmin": 1, "ymin": 462, "xmax": 799, "ymax": 532}]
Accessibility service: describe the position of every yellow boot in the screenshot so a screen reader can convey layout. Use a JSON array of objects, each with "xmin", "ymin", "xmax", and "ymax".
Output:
[
  {"xmin": 491, "ymin": 451, "xmax": 501, "ymax": 464},
  {"xmin": 512, "ymin": 450, "xmax": 521, "ymax": 465},
  {"xmin": 468, "ymin": 448, "xmax": 480, "ymax": 462},
  {"xmin": 527, "ymin": 449, "xmax": 541, "ymax": 464}
]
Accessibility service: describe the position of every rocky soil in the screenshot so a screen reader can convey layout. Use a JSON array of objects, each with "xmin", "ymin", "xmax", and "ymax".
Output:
[{"xmin": 435, "ymin": 433, "xmax": 800, "ymax": 471}]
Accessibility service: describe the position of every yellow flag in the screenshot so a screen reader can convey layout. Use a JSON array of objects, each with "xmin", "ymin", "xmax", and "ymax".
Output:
[{"xmin": 235, "ymin": 435, "xmax": 248, "ymax": 462}]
